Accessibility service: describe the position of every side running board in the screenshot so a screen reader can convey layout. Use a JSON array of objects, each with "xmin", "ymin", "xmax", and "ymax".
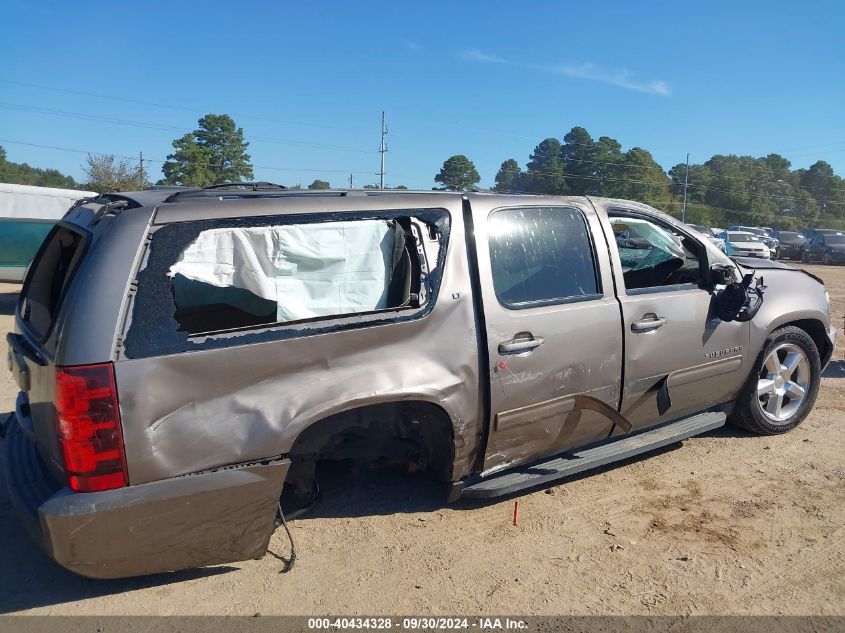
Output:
[{"xmin": 461, "ymin": 411, "xmax": 726, "ymax": 499}]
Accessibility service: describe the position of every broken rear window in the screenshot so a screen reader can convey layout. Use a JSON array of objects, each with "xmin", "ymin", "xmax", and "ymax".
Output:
[{"xmin": 168, "ymin": 218, "xmax": 420, "ymax": 334}]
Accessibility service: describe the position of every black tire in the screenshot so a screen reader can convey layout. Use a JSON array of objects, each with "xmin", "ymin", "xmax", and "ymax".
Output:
[
  {"xmin": 823, "ymin": 251, "xmax": 833, "ymax": 265},
  {"xmin": 731, "ymin": 326, "xmax": 821, "ymax": 435},
  {"xmin": 801, "ymin": 250, "xmax": 810, "ymax": 263}
]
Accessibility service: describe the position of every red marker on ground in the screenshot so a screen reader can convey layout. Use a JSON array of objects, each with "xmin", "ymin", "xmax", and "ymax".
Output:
[{"xmin": 513, "ymin": 500, "xmax": 520, "ymax": 527}]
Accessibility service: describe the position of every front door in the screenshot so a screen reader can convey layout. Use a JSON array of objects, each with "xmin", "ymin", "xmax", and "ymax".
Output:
[
  {"xmin": 470, "ymin": 200, "xmax": 625, "ymax": 474},
  {"xmin": 600, "ymin": 205, "xmax": 750, "ymax": 428}
]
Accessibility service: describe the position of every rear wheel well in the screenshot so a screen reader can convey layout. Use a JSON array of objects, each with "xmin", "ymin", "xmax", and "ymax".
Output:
[
  {"xmin": 783, "ymin": 318, "xmax": 831, "ymax": 364},
  {"xmin": 283, "ymin": 401, "xmax": 455, "ymax": 505}
]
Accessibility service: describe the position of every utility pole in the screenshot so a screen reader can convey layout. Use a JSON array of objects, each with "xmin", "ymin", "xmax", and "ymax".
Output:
[
  {"xmin": 681, "ymin": 152, "xmax": 690, "ymax": 223},
  {"xmin": 349, "ymin": 173, "xmax": 353, "ymax": 189},
  {"xmin": 139, "ymin": 150, "xmax": 145, "ymax": 186},
  {"xmin": 377, "ymin": 111, "xmax": 388, "ymax": 189}
]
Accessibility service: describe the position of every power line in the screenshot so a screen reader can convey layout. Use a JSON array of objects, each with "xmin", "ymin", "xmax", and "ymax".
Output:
[
  {"xmin": 0, "ymin": 139, "xmax": 376, "ymax": 175},
  {"xmin": 0, "ymin": 78, "xmax": 372, "ymax": 134},
  {"xmin": 0, "ymin": 102, "xmax": 376, "ymax": 154}
]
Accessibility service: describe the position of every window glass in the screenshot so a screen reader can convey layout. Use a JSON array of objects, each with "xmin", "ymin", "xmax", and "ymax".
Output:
[
  {"xmin": 19, "ymin": 225, "xmax": 85, "ymax": 340},
  {"xmin": 610, "ymin": 215, "xmax": 702, "ymax": 290},
  {"xmin": 728, "ymin": 232, "xmax": 760, "ymax": 243},
  {"xmin": 169, "ymin": 219, "xmax": 414, "ymax": 333},
  {"xmin": 0, "ymin": 219, "xmax": 56, "ymax": 269},
  {"xmin": 488, "ymin": 206, "xmax": 599, "ymax": 308}
]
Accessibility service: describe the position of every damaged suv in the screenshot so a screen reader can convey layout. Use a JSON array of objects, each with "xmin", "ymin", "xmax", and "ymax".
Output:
[{"xmin": 4, "ymin": 185, "xmax": 836, "ymax": 578}]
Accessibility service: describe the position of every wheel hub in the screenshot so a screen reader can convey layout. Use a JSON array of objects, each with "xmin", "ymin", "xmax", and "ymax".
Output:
[{"xmin": 756, "ymin": 343, "xmax": 810, "ymax": 424}]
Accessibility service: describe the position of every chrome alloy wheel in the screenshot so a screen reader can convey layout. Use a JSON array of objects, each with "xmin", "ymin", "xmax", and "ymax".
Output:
[{"xmin": 757, "ymin": 343, "xmax": 810, "ymax": 423}]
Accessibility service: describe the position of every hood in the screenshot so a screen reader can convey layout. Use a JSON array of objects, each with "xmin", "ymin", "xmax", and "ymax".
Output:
[{"xmin": 732, "ymin": 256, "xmax": 824, "ymax": 285}]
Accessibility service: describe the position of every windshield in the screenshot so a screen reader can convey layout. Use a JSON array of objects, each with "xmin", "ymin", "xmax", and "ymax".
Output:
[
  {"xmin": 728, "ymin": 232, "xmax": 761, "ymax": 243},
  {"xmin": 734, "ymin": 226, "xmax": 767, "ymax": 236},
  {"xmin": 690, "ymin": 224, "xmax": 714, "ymax": 237}
]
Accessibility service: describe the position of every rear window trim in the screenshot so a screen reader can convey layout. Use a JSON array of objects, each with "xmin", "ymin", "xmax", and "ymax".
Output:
[{"xmin": 17, "ymin": 221, "xmax": 91, "ymax": 346}]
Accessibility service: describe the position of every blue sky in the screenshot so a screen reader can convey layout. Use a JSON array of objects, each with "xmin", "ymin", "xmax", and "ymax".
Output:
[{"xmin": 1, "ymin": 0, "xmax": 843, "ymax": 189}]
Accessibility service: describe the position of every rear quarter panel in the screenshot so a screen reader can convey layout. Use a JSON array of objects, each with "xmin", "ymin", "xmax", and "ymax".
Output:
[{"xmin": 113, "ymin": 199, "xmax": 482, "ymax": 485}]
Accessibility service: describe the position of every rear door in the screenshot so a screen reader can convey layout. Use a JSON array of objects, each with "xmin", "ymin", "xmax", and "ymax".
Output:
[
  {"xmin": 469, "ymin": 198, "xmax": 624, "ymax": 474},
  {"xmin": 598, "ymin": 203, "xmax": 749, "ymax": 429}
]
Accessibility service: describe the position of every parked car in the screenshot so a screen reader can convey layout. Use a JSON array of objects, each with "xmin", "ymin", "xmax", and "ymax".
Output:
[
  {"xmin": 772, "ymin": 231, "xmax": 807, "ymax": 260},
  {"xmin": 0, "ymin": 183, "xmax": 96, "ymax": 282},
  {"xmin": 800, "ymin": 228, "xmax": 843, "ymax": 243},
  {"xmin": 721, "ymin": 230, "xmax": 771, "ymax": 259},
  {"xmin": 4, "ymin": 187, "xmax": 836, "ymax": 579},
  {"xmin": 799, "ymin": 228, "xmax": 844, "ymax": 254},
  {"xmin": 801, "ymin": 232, "xmax": 845, "ymax": 264},
  {"xmin": 728, "ymin": 225, "xmax": 780, "ymax": 258},
  {"xmin": 688, "ymin": 223, "xmax": 726, "ymax": 252}
]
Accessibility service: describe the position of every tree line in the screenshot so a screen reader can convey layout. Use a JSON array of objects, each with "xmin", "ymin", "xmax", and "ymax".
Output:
[
  {"xmin": 0, "ymin": 115, "xmax": 390, "ymax": 194},
  {"xmin": 3, "ymin": 115, "xmax": 844, "ymax": 231},
  {"xmin": 434, "ymin": 126, "xmax": 845, "ymax": 230}
]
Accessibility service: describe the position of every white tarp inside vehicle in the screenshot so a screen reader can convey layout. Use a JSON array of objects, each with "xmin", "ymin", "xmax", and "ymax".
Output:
[{"xmin": 169, "ymin": 220, "xmax": 395, "ymax": 322}]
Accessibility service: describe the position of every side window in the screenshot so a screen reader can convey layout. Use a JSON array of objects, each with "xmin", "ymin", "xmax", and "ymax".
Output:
[
  {"xmin": 488, "ymin": 206, "xmax": 600, "ymax": 308},
  {"xmin": 168, "ymin": 218, "xmax": 418, "ymax": 334},
  {"xmin": 609, "ymin": 213, "xmax": 703, "ymax": 292}
]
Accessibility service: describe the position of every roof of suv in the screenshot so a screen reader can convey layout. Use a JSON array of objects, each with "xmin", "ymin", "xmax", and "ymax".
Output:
[{"xmin": 97, "ymin": 186, "xmax": 673, "ymax": 226}]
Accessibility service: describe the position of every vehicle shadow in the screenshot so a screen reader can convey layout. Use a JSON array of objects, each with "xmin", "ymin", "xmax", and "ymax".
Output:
[
  {"xmin": 0, "ymin": 440, "xmax": 237, "ymax": 613},
  {"xmin": 822, "ymin": 360, "xmax": 845, "ymax": 378},
  {"xmin": 0, "ymin": 292, "xmax": 18, "ymax": 316}
]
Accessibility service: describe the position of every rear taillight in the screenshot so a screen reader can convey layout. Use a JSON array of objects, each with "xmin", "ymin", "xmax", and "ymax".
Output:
[{"xmin": 54, "ymin": 363, "xmax": 127, "ymax": 492}]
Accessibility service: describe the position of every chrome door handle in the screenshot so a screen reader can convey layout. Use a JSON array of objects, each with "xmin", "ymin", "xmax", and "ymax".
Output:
[
  {"xmin": 631, "ymin": 316, "xmax": 667, "ymax": 332},
  {"xmin": 498, "ymin": 336, "xmax": 545, "ymax": 354}
]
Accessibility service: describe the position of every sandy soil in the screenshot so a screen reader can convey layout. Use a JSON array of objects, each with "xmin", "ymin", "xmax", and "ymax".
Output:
[{"xmin": 0, "ymin": 265, "xmax": 843, "ymax": 616}]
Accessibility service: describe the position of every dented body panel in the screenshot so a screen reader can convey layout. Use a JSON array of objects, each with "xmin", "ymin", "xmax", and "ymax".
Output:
[
  {"xmin": 4, "ymin": 189, "xmax": 837, "ymax": 579},
  {"xmin": 590, "ymin": 198, "xmax": 751, "ymax": 427},
  {"xmin": 466, "ymin": 197, "xmax": 625, "ymax": 473}
]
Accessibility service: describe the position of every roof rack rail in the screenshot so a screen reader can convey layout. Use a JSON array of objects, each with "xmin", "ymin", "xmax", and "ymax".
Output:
[
  {"xmin": 203, "ymin": 181, "xmax": 288, "ymax": 191},
  {"xmin": 164, "ymin": 181, "xmax": 293, "ymax": 202}
]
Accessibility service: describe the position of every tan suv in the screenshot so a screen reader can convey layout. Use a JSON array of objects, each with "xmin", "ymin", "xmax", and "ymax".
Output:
[{"xmin": 3, "ymin": 185, "xmax": 836, "ymax": 578}]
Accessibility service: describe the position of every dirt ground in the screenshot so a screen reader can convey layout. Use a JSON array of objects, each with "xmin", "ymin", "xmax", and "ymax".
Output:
[{"xmin": 0, "ymin": 264, "xmax": 843, "ymax": 616}]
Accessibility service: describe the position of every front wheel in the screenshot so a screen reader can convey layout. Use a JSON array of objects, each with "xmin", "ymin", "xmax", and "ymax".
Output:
[
  {"xmin": 731, "ymin": 326, "xmax": 821, "ymax": 435},
  {"xmin": 823, "ymin": 251, "xmax": 833, "ymax": 265},
  {"xmin": 801, "ymin": 250, "xmax": 810, "ymax": 263}
]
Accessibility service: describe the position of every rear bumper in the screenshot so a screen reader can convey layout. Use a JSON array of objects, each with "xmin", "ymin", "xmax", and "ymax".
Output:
[{"xmin": 2, "ymin": 413, "xmax": 288, "ymax": 579}]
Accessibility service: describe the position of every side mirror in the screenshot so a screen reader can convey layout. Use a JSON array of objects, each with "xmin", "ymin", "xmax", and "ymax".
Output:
[
  {"xmin": 709, "ymin": 264, "xmax": 735, "ymax": 287},
  {"xmin": 713, "ymin": 272, "xmax": 766, "ymax": 322}
]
